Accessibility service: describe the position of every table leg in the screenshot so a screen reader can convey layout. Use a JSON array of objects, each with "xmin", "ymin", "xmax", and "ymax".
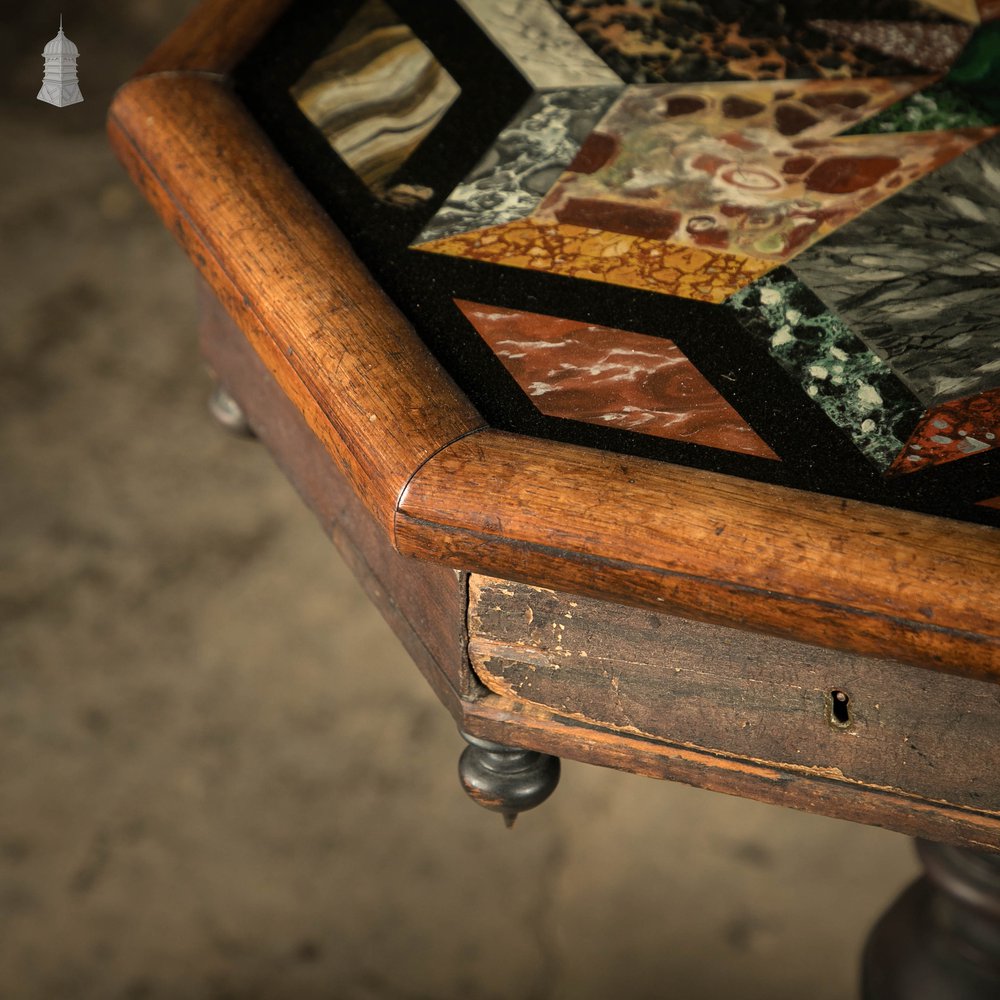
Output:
[
  {"xmin": 862, "ymin": 840, "xmax": 1000, "ymax": 998},
  {"xmin": 208, "ymin": 381, "xmax": 255, "ymax": 438},
  {"xmin": 458, "ymin": 732, "xmax": 560, "ymax": 828}
]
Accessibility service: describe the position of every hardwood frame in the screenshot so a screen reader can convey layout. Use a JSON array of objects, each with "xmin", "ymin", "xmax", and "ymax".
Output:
[
  {"xmin": 202, "ymin": 281, "xmax": 1000, "ymax": 851},
  {"xmin": 112, "ymin": 0, "xmax": 1000, "ymax": 857},
  {"xmin": 109, "ymin": 0, "xmax": 999, "ymax": 680}
]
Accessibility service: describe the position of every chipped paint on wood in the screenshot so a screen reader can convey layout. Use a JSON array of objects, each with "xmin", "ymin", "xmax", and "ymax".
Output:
[{"xmin": 467, "ymin": 574, "xmax": 1000, "ymax": 815}]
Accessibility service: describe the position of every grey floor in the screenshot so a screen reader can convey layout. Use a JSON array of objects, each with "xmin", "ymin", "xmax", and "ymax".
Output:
[{"xmin": 1, "ymin": 2, "xmax": 920, "ymax": 998}]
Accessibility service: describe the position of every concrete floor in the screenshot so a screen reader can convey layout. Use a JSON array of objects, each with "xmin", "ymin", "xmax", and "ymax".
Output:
[{"xmin": 1, "ymin": 2, "xmax": 920, "ymax": 997}]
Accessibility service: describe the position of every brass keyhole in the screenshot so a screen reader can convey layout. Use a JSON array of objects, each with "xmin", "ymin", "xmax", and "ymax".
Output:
[{"xmin": 829, "ymin": 689, "xmax": 851, "ymax": 729}]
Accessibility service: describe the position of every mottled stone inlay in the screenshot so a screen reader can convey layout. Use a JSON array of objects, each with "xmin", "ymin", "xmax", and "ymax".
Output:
[
  {"xmin": 534, "ymin": 78, "xmax": 990, "ymax": 267},
  {"xmin": 417, "ymin": 220, "xmax": 774, "ymax": 302},
  {"xmin": 548, "ymin": 0, "xmax": 959, "ymax": 83},
  {"xmin": 844, "ymin": 81, "xmax": 999, "ymax": 134},
  {"xmin": 728, "ymin": 271, "xmax": 923, "ymax": 469},
  {"xmin": 414, "ymin": 87, "xmax": 622, "ymax": 245},
  {"xmin": 889, "ymin": 390, "xmax": 1000, "ymax": 474},
  {"xmin": 809, "ymin": 19, "xmax": 972, "ymax": 73}
]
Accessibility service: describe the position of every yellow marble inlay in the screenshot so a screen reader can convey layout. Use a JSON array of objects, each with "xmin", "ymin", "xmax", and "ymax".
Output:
[
  {"xmin": 918, "ymin": 0, "xmax": 980, "ymax": 23},
  {"xmin": 414, "ymin": 219, "xmax": 774, "ymax": 303}
]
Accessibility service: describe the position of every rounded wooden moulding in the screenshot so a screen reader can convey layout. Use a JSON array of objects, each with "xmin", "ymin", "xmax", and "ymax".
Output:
[{"xmin": 108, "ymin": 0, "xmax": 1000, "ymax": 680}]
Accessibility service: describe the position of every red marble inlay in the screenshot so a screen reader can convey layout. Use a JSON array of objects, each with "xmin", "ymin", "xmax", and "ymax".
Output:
[
  {"xmin": 455, "ymin": 299, "xmax": 779, "ymax": 460},
  {"xmin": 805, "ymin": 155, "xmax": 901, "ymax": 194},
  {"xmin": 887, "ymin": 389, "xmax": 1000, "ymax": 476},
  {"xmin": 554, "ymin": 198, "xmax": 682, "ymax": 238}
]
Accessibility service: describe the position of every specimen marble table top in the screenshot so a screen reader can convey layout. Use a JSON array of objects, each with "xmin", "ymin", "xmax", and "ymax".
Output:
[
  {"xmin": 104, "ymin": 0, "xmax": 1000, "ymax": 869},
  {"xmin": 107, "ymin": 0, "xmax": 1000, "ymax": 683},
  {"xmin": 234, "ymin": 0, "xmax": 1000, "ymax": 528}
]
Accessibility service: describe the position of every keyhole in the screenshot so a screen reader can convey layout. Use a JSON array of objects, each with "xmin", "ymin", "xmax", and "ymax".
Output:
[{"xmin": 829, "ymin": 689, "xmax": 851, "ymax": 728}]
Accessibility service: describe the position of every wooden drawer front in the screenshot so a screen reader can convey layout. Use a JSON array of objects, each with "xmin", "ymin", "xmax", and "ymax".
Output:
[{"xmin": 469, "ymin": 576, "xmax": 1000, "ymax": 815}]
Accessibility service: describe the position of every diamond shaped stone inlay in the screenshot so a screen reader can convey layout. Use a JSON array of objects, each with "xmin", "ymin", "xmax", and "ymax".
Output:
[
  {"xmin": 291, "ymin": 0, "xmax": 459, "ymax": 198},
  {"xmin": 456, "ymin": 299, "xmax": 778, "ymax": 460}
]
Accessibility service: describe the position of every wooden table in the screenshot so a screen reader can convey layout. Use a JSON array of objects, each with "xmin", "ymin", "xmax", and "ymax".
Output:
[{"xmin": 110, "ymin": 1, "xmax": 1000, "ymax": 993}]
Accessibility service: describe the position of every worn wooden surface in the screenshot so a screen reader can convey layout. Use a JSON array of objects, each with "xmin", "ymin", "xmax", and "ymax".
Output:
[
  {"xmin": 110, "ymin": 1, "xmax": 999, "ymax": 684},
  {"xmin": 461, "ymin": 693, "xmax": 1000, "ymax": 852},
  {"xmin": 194, "ymin": 293, "xmax": 1000, "ymax": 850},
  {"xmin": 399, "ymin": 432, "xmax": 1000, "ymax": 679},
  {"xmin": 108, "ymin": 74, "xmax": 485, "ymax": 540},
  {"xmin": 199, "ymin": 284, "xmax": 481, "ymax": 706},
  {"xmin": 469, "ymin": 576, "xmax": 1000, "ymax": 813}
]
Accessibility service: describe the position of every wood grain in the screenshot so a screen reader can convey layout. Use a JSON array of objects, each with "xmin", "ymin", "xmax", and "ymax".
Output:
[
  {"xmin": 397, "ymin": 431, "xmax": 1000, "ymax": 679},
  {"xmin": 198, "ymin": 284, "xmax": 1000, "ymax": 850},
  {"xmin": 111, "ymin": 9, "xmax": 999, "ymax": 682},
  {"xmin": 199, "ymin": 284, "xmax": 482, "ymax": 707},
  {"xmin": 137, "ymin": 0, "xmax": 294, "ymax": 76},
  {"xmin": 469, "ymin": 576, "xmax": 1000, "ymax": 814},
  {"xmin": 460, "ymin": 693, "xmax": 1000, "ymax": 852},
  {"xmin": 108, "ymin": 74, "xmax": 485, "ymax": 538}
]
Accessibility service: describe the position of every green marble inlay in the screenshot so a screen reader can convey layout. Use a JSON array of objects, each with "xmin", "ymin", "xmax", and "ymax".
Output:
[
  {"xmin": 948, "ymin": 20, "xmax": 1000, "ymax": 116},
  {"xmin": 727, "ymin": 271, "xmax": 923, "ymax": 470},
  {"xmin": 848, "ymin": 22, "xmax": 1000, "ymax": 134},
  {"xmin": 844, "ymin": 81, "xmax": 997, "ymax": 134}
]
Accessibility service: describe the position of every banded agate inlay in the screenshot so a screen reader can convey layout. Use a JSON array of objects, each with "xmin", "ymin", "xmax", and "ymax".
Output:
[{"xmin": 291, "ymin": 0, "xmax": 459, "ymax": 197}]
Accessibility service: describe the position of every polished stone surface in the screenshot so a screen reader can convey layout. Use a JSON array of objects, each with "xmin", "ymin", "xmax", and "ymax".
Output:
[
  {"xmin": 417, "ymin": 219, "xmax": 773, "ymax": 302},
  {"xmin": 728, "ymin": 272, "xmax": 923, "ymax": 470},
  {"xmin": 549, "ymin": 0, "xmax": 954, "ymax": 83},
  {"xmin": 455, "ymin": 299, "xmax": 779, "ymax": 458},
  {"xmin": 534, "ymin": 78, "xmax": 986, "ymax": 269},
  {"xmin": 290, "ymin": 0, "xmax": 459, "ymax": 195},
  {"xmin": 845, "ymin": 80, "xmax": 999, "ymax": 134},
  {"xmin": 414, "ymin": 87, "xmax": 622, "ymax": 245},
  {"xmin": 276, "ymin": 0, "xmax": 1000, "ymax": 500},
  {"xmin": 457, "ymin": 0, "xmax": 621, "ymax": 88},
  {"xmin": 419, "ymin": 73, "xmax": 996, "ymax": 302},
  {"xmin": 889, "ymin": 390, "xmax": 1000, "ymax": 474},
  {"xmin": 792, "ymin": 136, "xmax": 1000, "ymax": 408},
  {"xmin": 809, "ymin": 19, "xmax": 972, "ymax": 73}
]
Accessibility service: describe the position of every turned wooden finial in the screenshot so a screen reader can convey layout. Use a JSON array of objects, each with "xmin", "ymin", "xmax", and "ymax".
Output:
[
  {"xmin": 863, "ymin": 839, "xmax": 1000, "ymax": 999},
  {"xmin": 458, "ymin": 732, "xmax": 560, "ymax": 828},
  {"xmin": 208, "ymin": 382, "xmax": 254, "ymax": 437}
]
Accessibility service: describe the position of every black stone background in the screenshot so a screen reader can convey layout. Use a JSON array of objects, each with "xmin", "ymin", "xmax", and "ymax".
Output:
[{"xmin": 234, "ymin": 0, "xmax": 1000, "ymax": 526}]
